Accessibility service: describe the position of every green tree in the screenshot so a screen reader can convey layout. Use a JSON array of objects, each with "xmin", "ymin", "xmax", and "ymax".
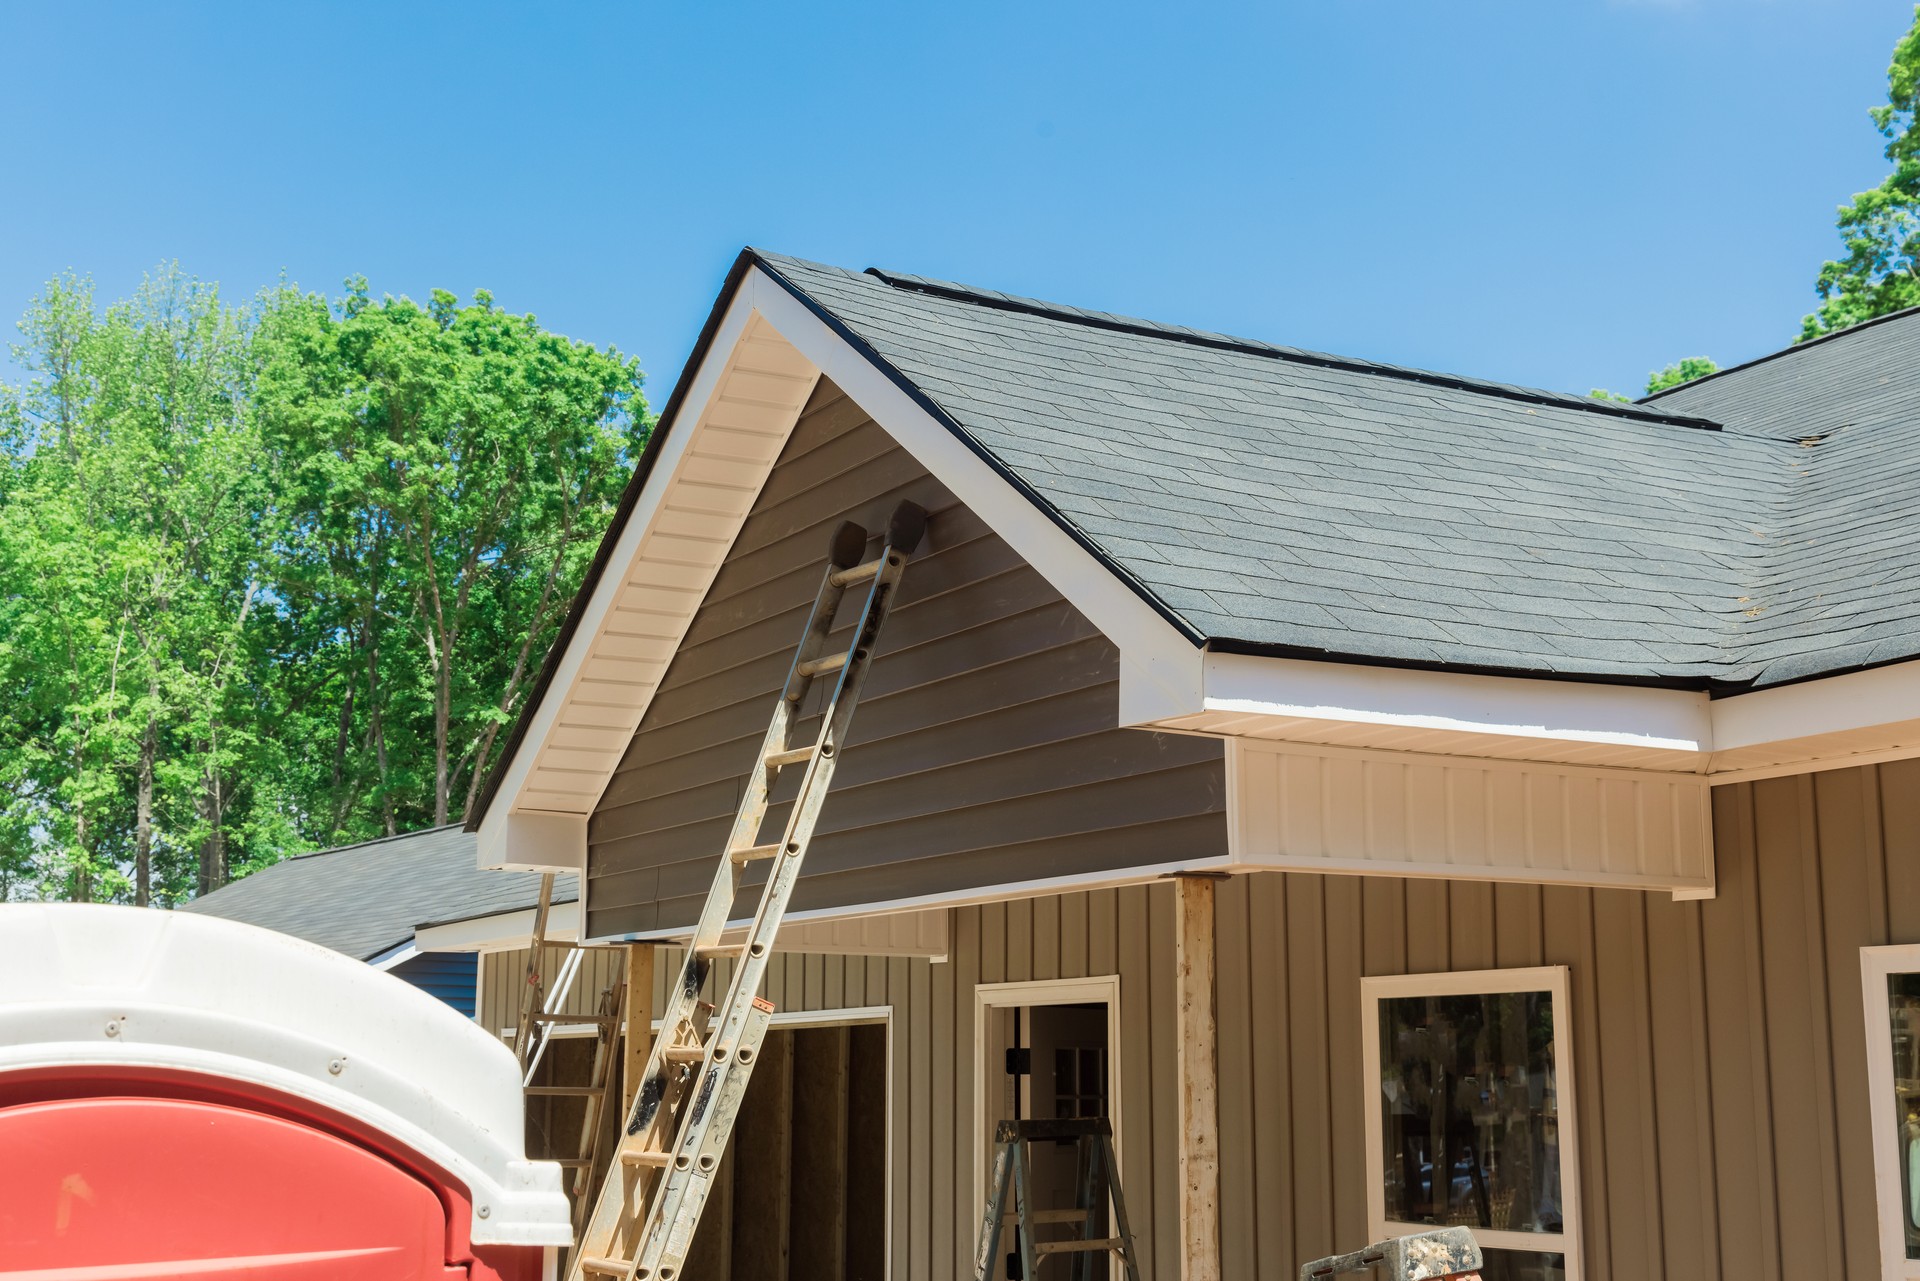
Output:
[
  {"xmin": 254, "ymin": 280, "xmax": 648, "ymax": 840},
  {"xmin": 1803, "ymin": 5, "xmax": 1920, "ymax": 339},
  {"xmin": 0, "ymin": 268, "xmax": 649, "ymax": 901},
  {"xmin": 1645, "ymin": 357, "xmax": 1719, "ymax": 395}
]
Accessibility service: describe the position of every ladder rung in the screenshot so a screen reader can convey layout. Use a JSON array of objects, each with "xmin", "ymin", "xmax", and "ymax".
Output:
[
  {"xmin": 619, "ymin": 1148, "xmax": 673, "ymax": 1167},
  {"xmin": 1003, "ymin": 1209, "xmax": 1092, "ymax": 1224},
  {"xmin": 578, "ymin": 1258, "xmax": 631, "ymax": 1276},
  {"xmin": 794, "ymin": 651, "xmax": 848, "ymax": 679},
  {"xmin": 1036, "ymin": 1238, "xmax": 1125, "ymax": 1257},
  {"xmin": 829, "ymin": 556, "xmax": 885, "ymax": 588},
  {"xmin": 525, "ymin": 1085, "xmax": 608, "ymax": 1097},
  {"xmin": 527, "ymin": 1010, "xmax": 619, "ymax": 1024},
  {"xmin": 763, "ymin": 744, "xmax": 817, "ymax": 769},
  {"xmin": 729, "ymin": 843, "xmax": 782, "ymax": 863},
  {"xmin": 661, "ymin": 1045, "xmax": 706, "ymax": 1064},
  {"xmin": 696, "ymin": 942, "xmax": 745, "ymax": 961}
]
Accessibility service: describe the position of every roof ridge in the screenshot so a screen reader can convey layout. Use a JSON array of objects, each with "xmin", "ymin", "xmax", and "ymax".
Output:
[
  {"xmin": 287, "ymin": 823, "xmax": 466, "ymax": 861},
  {"xmin": 861, "ymin": 266, "xmax": 1726, "ymax": 433},
  {"xmin": 1640, "ymin": 305, "xmax": 1920, "ymax": 403}
]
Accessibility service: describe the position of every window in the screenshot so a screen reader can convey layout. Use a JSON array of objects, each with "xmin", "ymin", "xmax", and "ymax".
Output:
[
  {"xmin": 1862, "ymin": 945, "xmax": 1920, "ymax": 1281},
  {"xmin": 1362, "ymin": 967, "xmax": 1583, "ymax": 1281}
]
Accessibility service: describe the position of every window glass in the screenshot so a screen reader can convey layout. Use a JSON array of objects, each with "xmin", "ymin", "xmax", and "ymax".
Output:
[
  {"xmin": 1890, "ymin": 972, "xmax": 1920, "ymax": 1261},
  {"xmin": 1377, "ymin": 990, "xmax": 1564, "ymax": 1236}
]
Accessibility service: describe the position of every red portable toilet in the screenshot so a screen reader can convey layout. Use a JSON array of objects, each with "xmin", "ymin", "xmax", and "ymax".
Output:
[{"xmin": 0, "ymin": 903, "xmax": 573, "ymax": 1279}]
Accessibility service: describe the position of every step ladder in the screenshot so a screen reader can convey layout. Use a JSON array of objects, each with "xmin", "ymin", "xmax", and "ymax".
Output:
[
  {"xmin": 513, "ymin": 875, "xmax": 627, "ymax": 1240},
  {"xmin": 973, "ymin": 1117, "xmax": 1141, "ymax": 1281},
  {"xmin": 568, "ymin": 500, "xmax": 928, "ymax": 1281}
]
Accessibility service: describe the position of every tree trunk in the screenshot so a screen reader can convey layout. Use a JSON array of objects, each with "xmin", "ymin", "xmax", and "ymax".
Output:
[
  {"xmin": 72, "ymin": 812, "xmax": 91, "ymax": 904},
  {"xmin": 135, "ymin": 706, "xmax": 156, "ymax": 907},
  {"xmin": 198, "ymin": 766, "xmax": 227, "ymax": 895},
  {"xmin": 433, "ymin": 639, "xmax": 452, "ymax": 827}
]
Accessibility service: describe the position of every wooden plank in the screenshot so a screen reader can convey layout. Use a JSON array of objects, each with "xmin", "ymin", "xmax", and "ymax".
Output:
[
  {"xmin": 1115, "ymin": 885, "xmax": 1156, "ymax": 1275},
  {"xmin": 1249, "ymin": 872, "xmax": 1291, "ymax": 1280},
  {"xmin": 1285, "ymin": 874, "xmax": 1333, "ymax": 1264},
  {"xmin": 1590, "ymin": 889, "xmax": 1663, "ymax": 1280},
  {"xmin": 1214, "ymin": 875, "xmax": 1256, "ymax": 1281},
  {"xmin": 1174, "ymin": 876, "xmax": 1222, "ymax": 1281},
  {"xmin": 622, "ymin": 944, "xmax": 655, "ymax": 1116},
  {"xmin": 1148, "ymin": 883, "xmax": 1180, "ymax": 1281},
  {"xmin": 1812, "ymin": 767, "xmax": 1887, "ymax": 1280},
  {"xmin": 788, "ymin": 1026, "xmax": 850, "ymax": 1281},
  {"xmin": 731, "ymin": 1028, "xmax": 794, "ymax": 1281},
  {"xmin": 1321, "ymin": 874, "xmax": 1367, "ymax": 1253}
]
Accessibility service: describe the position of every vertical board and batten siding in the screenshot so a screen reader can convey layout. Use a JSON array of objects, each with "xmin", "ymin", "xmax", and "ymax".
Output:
[
  {"xmin": 477, "ymin": 945, "xmax": 629, "ymax": 1039},
  {"xmin": 646, "ymin": 884, "xmax": 1188, "ymax": 1281},
  {"xmin": 582, "ymin": 379, "xmax": 1227, "ymax": 938},
  {"xmin": 1213, "ymin": 758, "xmax": 1920, "ymax": 1281}
]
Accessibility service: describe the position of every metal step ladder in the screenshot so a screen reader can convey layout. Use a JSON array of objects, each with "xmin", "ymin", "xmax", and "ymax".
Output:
[
  {"xmin": 568, "ymin": 500, "xmax": 928, "ymax": 1281},
  {"xmin": 973, "ymin": 1117, "xmax": 1142, "ymax": 1281},
  {"xmin": 513, "ymin": 874, "xmax": 627, "ymax": 1240}
]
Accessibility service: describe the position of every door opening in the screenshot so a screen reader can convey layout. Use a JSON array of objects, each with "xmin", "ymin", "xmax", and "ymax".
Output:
[{"xmin": 977, "ymin": 979, "xmax": 1120, "ymax": 1281}]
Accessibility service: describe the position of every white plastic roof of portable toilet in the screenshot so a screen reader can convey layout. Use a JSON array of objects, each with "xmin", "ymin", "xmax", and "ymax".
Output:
[{"xmin": 0, "ymin": 903, "xmax": 570, "ymax": 1247}]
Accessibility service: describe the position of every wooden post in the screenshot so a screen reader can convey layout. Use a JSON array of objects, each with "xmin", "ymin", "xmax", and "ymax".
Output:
[
  {"xmin": 622, "ymin": 944, "xmax": 656, "ymax": 1116},
  {"xmin": 1174, "ymin": 875, "xmax": 1222, "ymax": 1281}
]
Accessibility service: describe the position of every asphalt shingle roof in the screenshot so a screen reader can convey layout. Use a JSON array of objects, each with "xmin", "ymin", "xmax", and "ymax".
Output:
[
  {"xmin": 178, "ymin": 826, "xmax": 576, "ymax": 960},
  {"xmin": 755, "ymin": 253, "xmax": 1920, "ymax": 690}
]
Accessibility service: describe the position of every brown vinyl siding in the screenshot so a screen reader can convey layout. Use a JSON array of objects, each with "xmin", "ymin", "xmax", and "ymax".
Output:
[
  {"xmin": 592, "ymin": 758, "xmax": 1920, "ymax": 1280},
  {"xmin": 584, "ymin": 379, "xmax": 1226, "ymax": 938}
]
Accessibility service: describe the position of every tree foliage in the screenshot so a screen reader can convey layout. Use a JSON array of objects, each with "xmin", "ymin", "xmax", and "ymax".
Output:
[
  {"xmin": 1645, "ymin": 357, "xmax": 1719, "ymax": 395},
  {"xmin": 0, "ymin": 268, "xmax": 649, "ymax": 902},
  {"xmin": 1802, "ymin": 5, "xmax": 1920, "ymax": 340}
]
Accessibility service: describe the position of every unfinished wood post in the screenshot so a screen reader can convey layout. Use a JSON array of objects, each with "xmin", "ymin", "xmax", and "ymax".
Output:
[
  {"xmin": 1174, "ymin": 874, "xmax": 1222, "ymax": 1281},
  {"xmin": 622, "ymin": 944, "xmax": 656, "ymax": 1116}
]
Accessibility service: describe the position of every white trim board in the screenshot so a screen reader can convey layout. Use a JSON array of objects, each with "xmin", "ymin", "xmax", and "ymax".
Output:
[
  {"xmin": 1859, "ymin": 944, "xmax": 1920, "ymax": 1281},
  {"xmin": 971, "ymin": 975, "xmax": 1124, "ymax": 1262},
  {"xmin": 1361, "ymin": 965, "xmax": 1585, "ymax": 1280}
]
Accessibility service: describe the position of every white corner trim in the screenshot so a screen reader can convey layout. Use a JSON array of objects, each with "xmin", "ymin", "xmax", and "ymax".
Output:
[
  {"xmin": 1858, "ymin": 943, "xmax": 1920, "ymax": 1281},
  {"xmin": 1201, "ymin": 651, "xmax": 1711, "ymax": 752},
  {"xmin": 1710, "ymin": 656, "xmax": 1920, "ymax": 751},
  {"xmin": 743, "ymin": 268, "xmax": 1204, "ymax": 727},
  {"xmin": 478, "ymin": 812, "xmax": 586, "ymax": 874}
]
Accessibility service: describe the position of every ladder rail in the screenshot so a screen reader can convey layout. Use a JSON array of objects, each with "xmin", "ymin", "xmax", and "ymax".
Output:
[
  {"xmin": 567, "ymin": 504, "xmax": 925, "ymax": 1281},
  {"xmin": 625, "ymin": 534, "xmax": 914, "ymax": 1280}
]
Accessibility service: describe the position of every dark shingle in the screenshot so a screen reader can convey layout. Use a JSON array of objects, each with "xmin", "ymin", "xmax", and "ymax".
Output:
[
  {"xmin": 179, "ymin": 826, "xmax": 573, "ymax": 960},
  {"xmin": 756, "ymin": 253, "xmax": 1920, "ymax": 690}
]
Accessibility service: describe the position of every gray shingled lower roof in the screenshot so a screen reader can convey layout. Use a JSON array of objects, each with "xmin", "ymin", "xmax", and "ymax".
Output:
[
  {"xmin": 755, "ymin": 253, "xmax": 1920, "ymax": 690},
  {"xmin": 179, "ymin": 826, "xmax": 575, "ymax": 961}
]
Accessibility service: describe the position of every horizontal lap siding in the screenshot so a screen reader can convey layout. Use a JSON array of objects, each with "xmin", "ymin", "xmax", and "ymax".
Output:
[
  {"xmin": 1214, "ymin": 760, "xmax": 1920, "ymax": 1281},
  {"xmin": 585, "ymin": 380, "xmax": 1226, "ymax": 937}
]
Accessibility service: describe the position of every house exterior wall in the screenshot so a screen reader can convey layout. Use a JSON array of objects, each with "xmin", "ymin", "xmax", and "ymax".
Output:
[
  {"xmin": 578, "ymin": 757, "xmax": 1920, "ymax": 1281},
  {"xmin": 477, "ymin": 944, "xmax": 630, "ymax": 1040},
  {"xmin": 582, "ymin": 379, "xmax": 1226, "ymax": 938}
]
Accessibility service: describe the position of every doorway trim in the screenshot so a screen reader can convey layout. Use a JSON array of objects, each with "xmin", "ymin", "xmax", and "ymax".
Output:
[{"xmin": 971, "ymin": 975, "xmax": 1123, "ymax": 1243}]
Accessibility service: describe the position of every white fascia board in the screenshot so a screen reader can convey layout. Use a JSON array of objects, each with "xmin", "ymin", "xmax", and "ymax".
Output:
[
  {"xmin": 743, "ymin": 268, "xmax": 1205, "ymax": 726},
  {"xmin": 416, "ymin": 900, "xmax": 582, "ymax": 954},
  {"xmin": 1708, "ymin": 655, "xmax": 1920, "ymax": 752},
  {"xmin": 478, "ymin": 811, "xmax": 586, "ymax": 875},
  {"xmin": 475, "ymin": 289, "xmax": 760, "ymax": 868},
  {"xmin": 1201, "ymin": 651, "xmax": 1712, "ymax": 753}
]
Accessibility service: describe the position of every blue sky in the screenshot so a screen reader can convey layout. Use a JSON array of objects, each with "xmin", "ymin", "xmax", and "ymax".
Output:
[{"xmin": 0, "ymin": 1, "xmax": 1912, "ymax": 404}]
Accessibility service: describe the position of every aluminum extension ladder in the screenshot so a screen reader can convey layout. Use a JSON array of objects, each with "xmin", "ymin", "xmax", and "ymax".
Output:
[
  {"xmin": 973, "ymin": 1117, "xmax": 1142, "ymax": 1281},
  {"xmin": 568, "ymin": 500, "xmax": 927, "ymax": 1281}
]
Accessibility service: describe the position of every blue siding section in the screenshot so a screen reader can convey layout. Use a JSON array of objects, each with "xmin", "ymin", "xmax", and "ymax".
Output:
[{"xmin": 390, "ymin": 950, "xmax": 479, "ymax": 1018}]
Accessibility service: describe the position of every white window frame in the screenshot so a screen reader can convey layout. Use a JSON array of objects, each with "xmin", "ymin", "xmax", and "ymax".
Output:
[
  {"xmin": 1360, "ymin": 966, "xmax": 1584, "ymax": 1281},
  {"xmin": 971, "ymin": 975, "xmax": 1123, "ymax": 1241},
  {"xmin": 1861, "ymin": 944, "xmax": 1920, "ymax": 1281}
]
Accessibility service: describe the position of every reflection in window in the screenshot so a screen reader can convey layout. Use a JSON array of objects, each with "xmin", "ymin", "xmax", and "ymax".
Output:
[
  {"xmin": 1891, "ymin": 973, "xmax": 1920, "ymax": 1261},
  {"xmin": 1378, "ymin": 990, "xmax": 1564, "ymax": 1235}
]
